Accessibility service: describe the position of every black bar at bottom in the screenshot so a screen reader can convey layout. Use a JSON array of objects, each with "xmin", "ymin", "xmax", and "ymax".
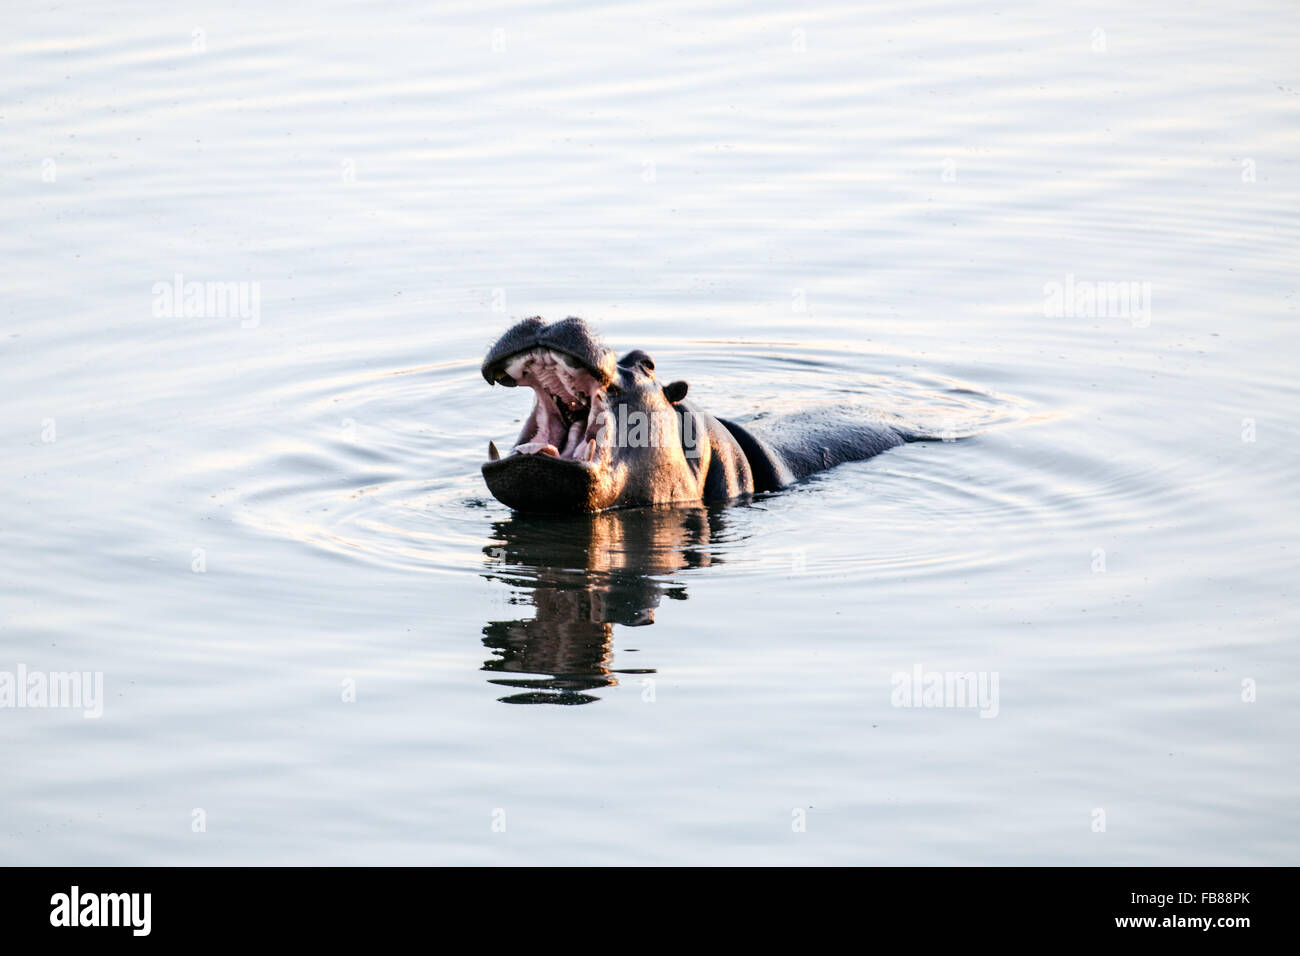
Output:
[{"xmin": 0, "ymin": 866, "xmax": 1278, "ymax": 941}]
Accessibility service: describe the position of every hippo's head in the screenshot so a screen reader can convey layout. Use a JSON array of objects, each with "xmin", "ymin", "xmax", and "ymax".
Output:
[{"xmin": 480, "ymin": 317, "xmax": 696, "ymax": 513}]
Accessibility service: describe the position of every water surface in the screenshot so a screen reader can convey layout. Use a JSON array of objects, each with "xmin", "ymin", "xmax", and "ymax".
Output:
[{"xmin": 2, "ymin": 0, "xmax": 1297, "ymax": 864}]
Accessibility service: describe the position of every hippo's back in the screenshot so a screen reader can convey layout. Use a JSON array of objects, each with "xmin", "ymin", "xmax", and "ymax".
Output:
[{"xmin": 719, "ymin": 408, "xmax": 909, "ymax": 492}]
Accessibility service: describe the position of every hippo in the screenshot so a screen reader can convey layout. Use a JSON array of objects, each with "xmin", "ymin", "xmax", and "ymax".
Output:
[{"xmin": 480, "ymin": 316, "xmax": 917, "ymax": 513}]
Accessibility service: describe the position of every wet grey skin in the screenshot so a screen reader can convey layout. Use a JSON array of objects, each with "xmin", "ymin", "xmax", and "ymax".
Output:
[{"xmin": 480, "ymin": 316, "xmax": 912, "ymax": 513}]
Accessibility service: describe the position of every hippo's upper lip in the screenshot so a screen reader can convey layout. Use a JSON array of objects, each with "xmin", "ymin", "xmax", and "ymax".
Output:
[{"xmin": 481, "ymin": 316, "xmax": 616, "ymax": 387}]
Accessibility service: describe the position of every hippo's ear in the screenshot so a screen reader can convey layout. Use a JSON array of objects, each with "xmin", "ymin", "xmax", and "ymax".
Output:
[{"xmin": 663, "ymin": 380, "xmax": 689, "ymax": 404}]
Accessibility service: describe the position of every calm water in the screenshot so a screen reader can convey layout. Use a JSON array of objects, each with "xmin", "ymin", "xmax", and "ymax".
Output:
[{"xmin": 2, "ymin": 1, "xmax": 1297, "ymax": 865}]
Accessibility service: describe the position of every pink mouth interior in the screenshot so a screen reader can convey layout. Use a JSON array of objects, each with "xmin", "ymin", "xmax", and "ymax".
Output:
[{"xmin": 506, "ymin": 348, "xmax": 608, "ymax": 463}]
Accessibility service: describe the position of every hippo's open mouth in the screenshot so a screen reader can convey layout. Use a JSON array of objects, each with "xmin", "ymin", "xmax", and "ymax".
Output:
[
  {"xmin": 487, "ymin": 347, "xmax": 611, "ymax": 465},
  {"xmin": 480, "ymin": 317, "xmax": 620, "ymax": 512}
]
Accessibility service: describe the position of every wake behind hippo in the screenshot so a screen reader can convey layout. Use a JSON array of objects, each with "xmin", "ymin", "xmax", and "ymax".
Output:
[{"xmin": 480, "ymin": 316, "xmax": 917, "ymax": 513}]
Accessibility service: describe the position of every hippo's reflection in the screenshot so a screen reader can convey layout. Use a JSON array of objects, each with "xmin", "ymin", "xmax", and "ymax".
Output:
[{"xmin": 480, "ymin": 505, "xmax": 727, "ymax": 704}]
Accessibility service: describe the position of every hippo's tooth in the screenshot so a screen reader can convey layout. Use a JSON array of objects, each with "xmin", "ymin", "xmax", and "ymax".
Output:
[
  {"xmin": 488, "ymin": 441, "xmax": 500, "ymax": 461},
  {"xmin": 561, "ymin": 421, "xmax": 583, "ymax": 458},
  {"xmin": 582, "ymin": 438, "xmax": 597, "ymax": 461}
]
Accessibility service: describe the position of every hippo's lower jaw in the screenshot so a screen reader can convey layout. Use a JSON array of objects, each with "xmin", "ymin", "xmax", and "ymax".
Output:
[
  {"xmin": 481, "ymin": 344, "xmax": 617, "ymax": 513},
  {"xmin": 482, "ymin": 451, "xmax": 607, "ymax": 513}
]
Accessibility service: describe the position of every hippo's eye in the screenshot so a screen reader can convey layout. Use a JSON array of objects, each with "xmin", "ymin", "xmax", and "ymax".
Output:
[{"xmin": 617, "ymin": 349, "xmax": 655, "ymax": 373}]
